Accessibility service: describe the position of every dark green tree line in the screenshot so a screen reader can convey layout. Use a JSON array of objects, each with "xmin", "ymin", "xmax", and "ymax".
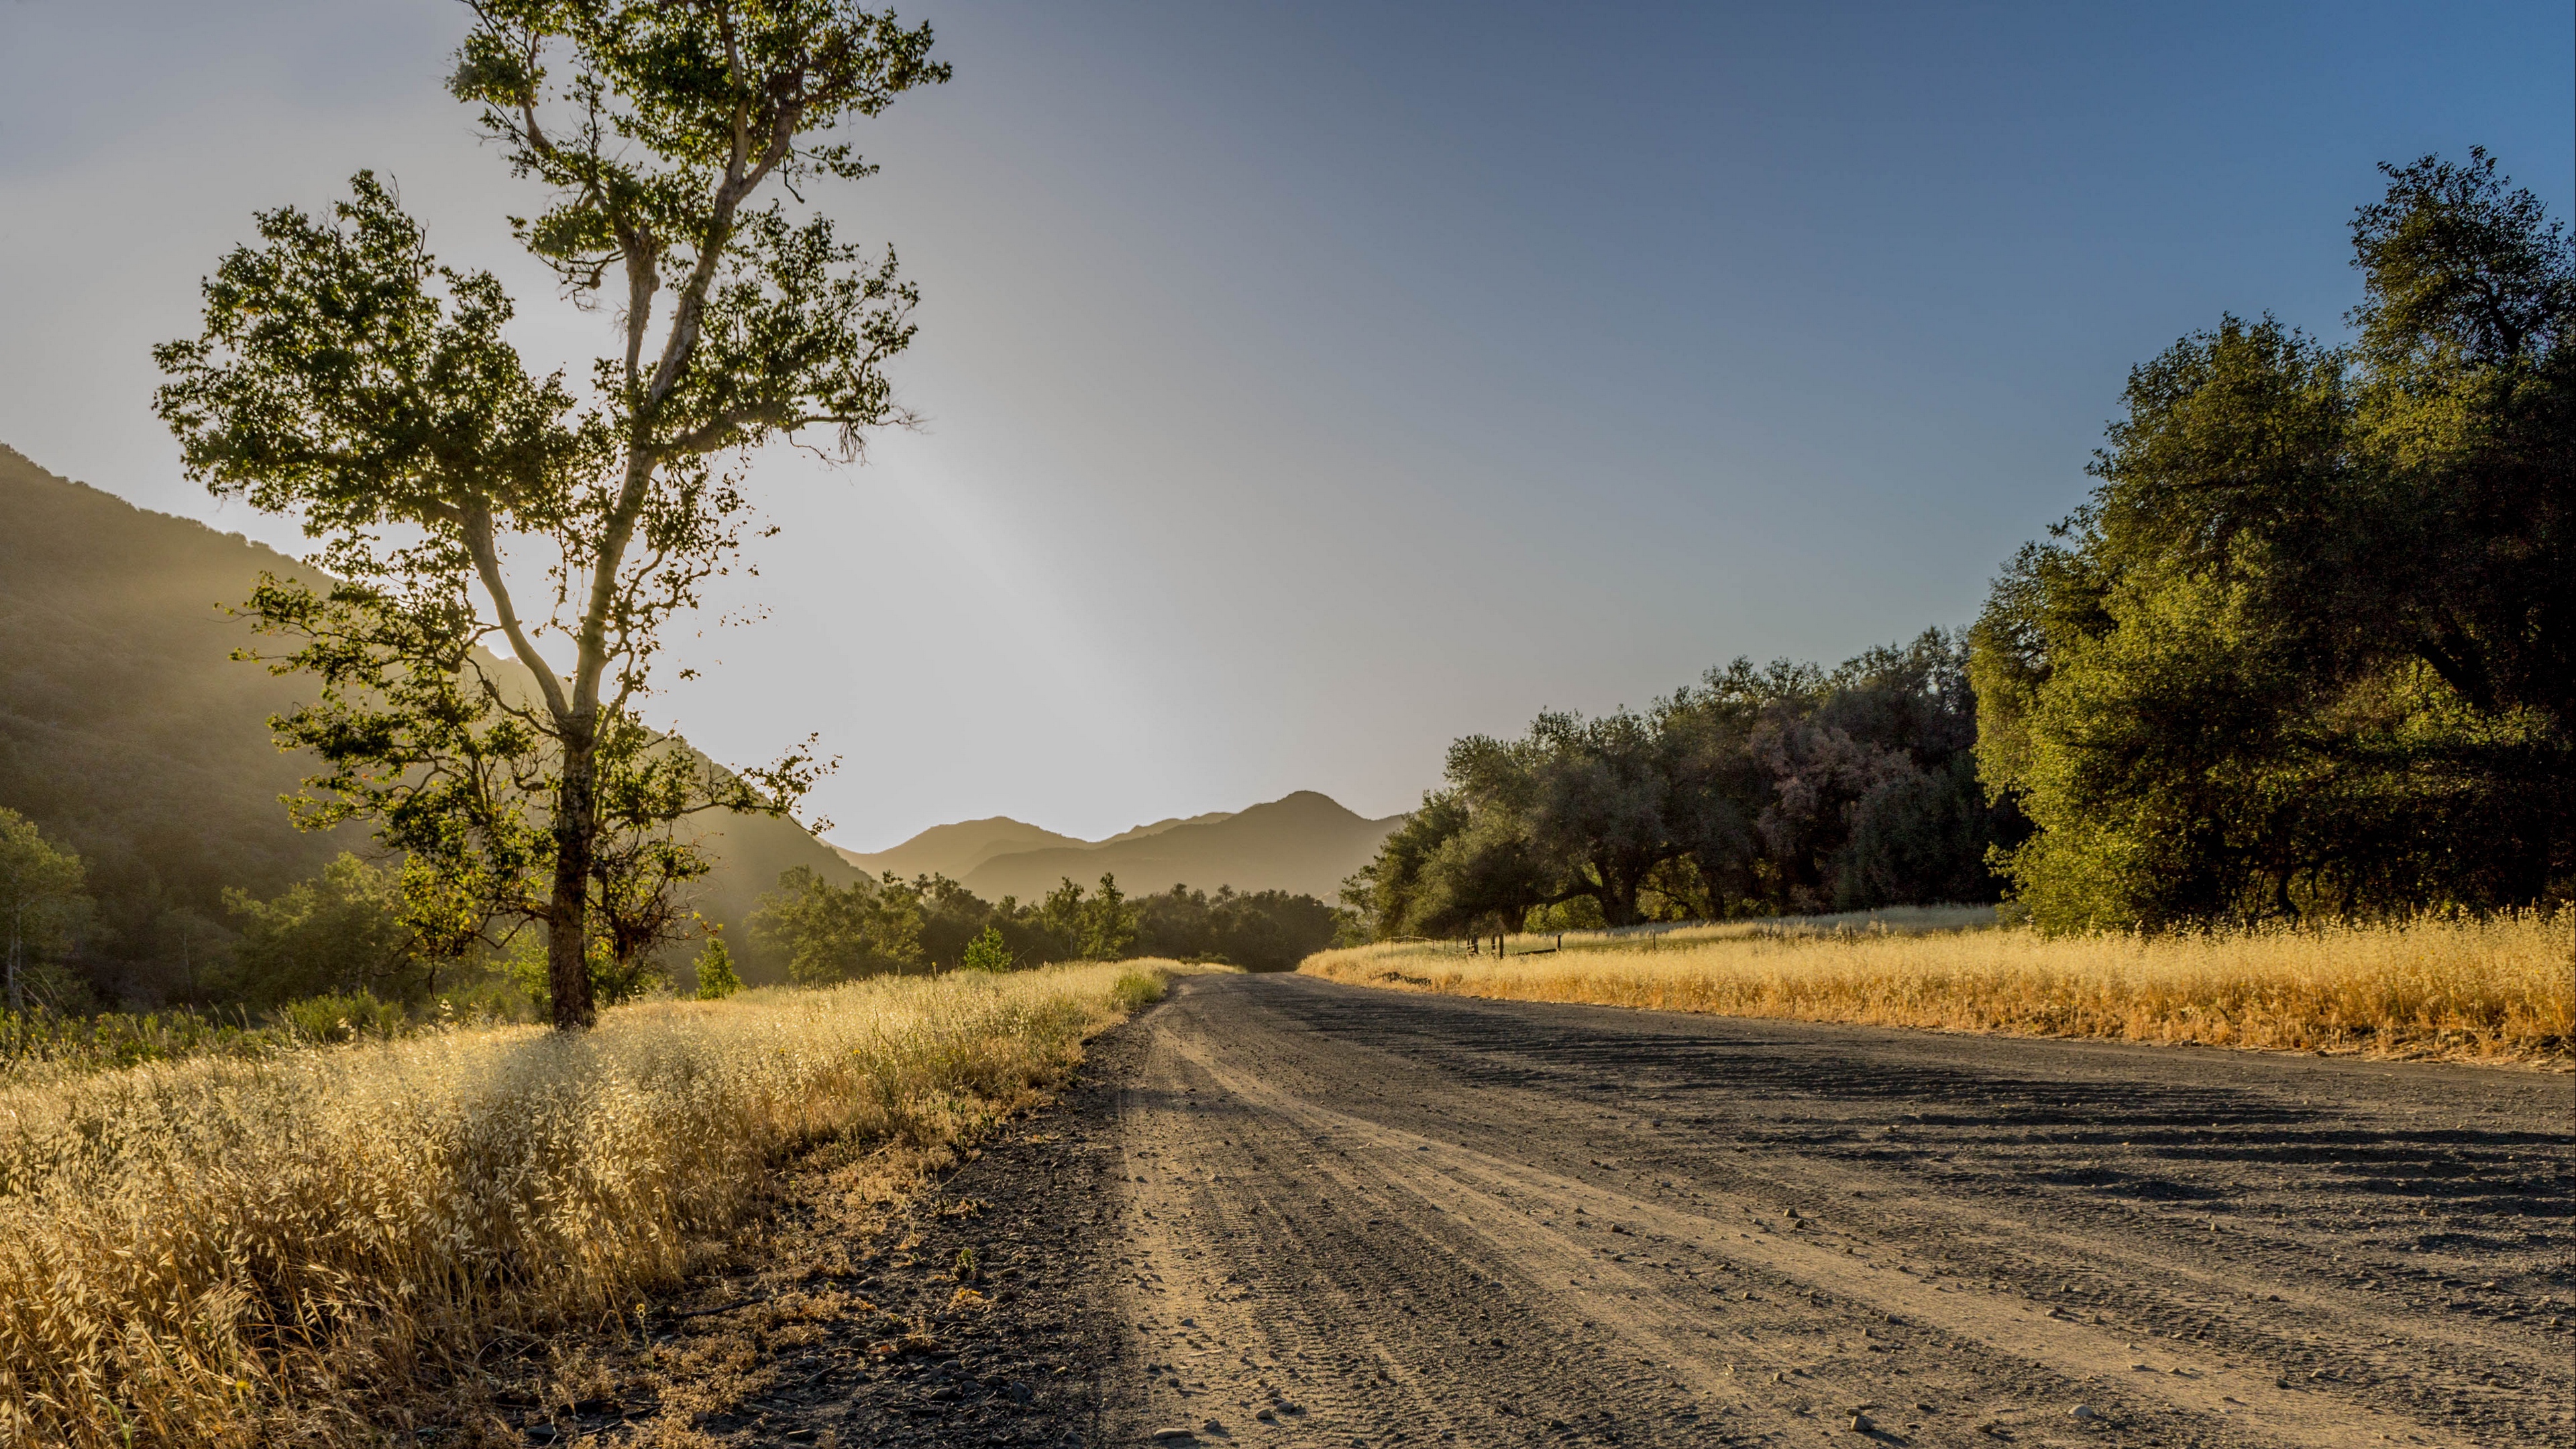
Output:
[
  {"xmin": 1134, "ymin": 884, "xmax": 1352, "ymax": 971},
  {"xmin": 742, "ymin": 868, "xmax": 1350, "ymax": 982},
  {"xmin": 1346, "ymin": 631, "xmax": 2015, "ymax": 940}
]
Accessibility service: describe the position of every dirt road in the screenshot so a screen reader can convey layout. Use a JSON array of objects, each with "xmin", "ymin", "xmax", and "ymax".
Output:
[{"xmin": 1075, "ymin": 971, "xmax": 2571, "ymax": 1448}]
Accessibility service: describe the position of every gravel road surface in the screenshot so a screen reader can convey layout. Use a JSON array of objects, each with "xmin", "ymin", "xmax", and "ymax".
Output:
[{"xmin": 1076, "ymin": 972, "xmax": 2571, "ymax": 1448}]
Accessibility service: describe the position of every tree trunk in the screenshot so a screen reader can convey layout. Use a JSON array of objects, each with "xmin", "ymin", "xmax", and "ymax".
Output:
[
  {"xmin": 1596, "ymin": 861, "xmax": 1642, "ymax": 928},
  {"xmin": 548, "ymin": 747, "xmax": 599, "ymax": 1030}
]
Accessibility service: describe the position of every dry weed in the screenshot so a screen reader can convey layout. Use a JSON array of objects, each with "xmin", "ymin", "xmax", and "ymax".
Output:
[
  {"xmin": 0, "ymin": 961, "xmax": 1167, "ymax": 1447},
  {"xmin": 1303, "ymin": 914, "xmax": 2572, "ymax": 1067}
]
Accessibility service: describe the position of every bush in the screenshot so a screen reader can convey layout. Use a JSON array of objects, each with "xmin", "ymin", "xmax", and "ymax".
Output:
[
  {"xmin": 270, "ymin": 989, "xmax": 411, "ymax": 1043},
  {"xmin": 1109, "ymin": 968, "xmax": 1167, "ymax": 1013},
  {"xmin": 222, "ymin": 855, "xmax": 417, "ymax": 1006},
  {"xmin": 961, "ymin": 924, "xmax": 1014, "ymax": 972},
  {"xmin": 692, "ymin": 937, "xmax": 743, "ymax": 999}
]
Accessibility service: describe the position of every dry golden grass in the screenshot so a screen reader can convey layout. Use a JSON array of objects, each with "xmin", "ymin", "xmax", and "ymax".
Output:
[
  {"xmin": 0, "ymin": 961, "xmax": 1174, "ymax": 1448},
  {"xmin": 1303, "ymin": 913, "xmax": 2573, "ymax": 1068}
]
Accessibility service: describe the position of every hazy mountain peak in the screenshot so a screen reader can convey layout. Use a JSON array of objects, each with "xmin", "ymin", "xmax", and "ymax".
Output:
[
  {"xmin": 829, "ymin": 815, "xmax": 1087, "ymax": 881},
  {"xmin": 1096, "ymin": 810, "xmax": 1235, "ymax": 846},
  {"xmin": 961, "ymin": 791, "xmax": 1401, "ymax": 902},
  {"xmin": 827, "ymin": 790, "xmax": 1397, "ymax": 902}
]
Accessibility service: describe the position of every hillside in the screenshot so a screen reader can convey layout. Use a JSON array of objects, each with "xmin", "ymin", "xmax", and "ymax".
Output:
[
  {"xmin": 0, "ymin": 444, "xmax": 855, "ymax": 1003},
  {"xmin": 959, "ymin": 791, "xmax": 1401, "ymax": 903}
]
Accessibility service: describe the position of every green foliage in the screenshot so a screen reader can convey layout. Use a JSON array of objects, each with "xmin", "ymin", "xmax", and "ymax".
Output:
[
  {"xmin": 1345, "ymin": 633, "xmax": 2013, "ymax": 941},
  {"xmin": 910, "ymin": 873, "xmax": 1004, "ymax": 967},
  {"xmin": 747, "ymin": 866, "xmax": 924, "ymax": 983},
  {"xmin": 217, "ymin": 851, "xmax": 516, "ymax": 1009},
  {"xmin": 1, "ymin": 807, "xmax": 95, "ymax": 1024},
  {"xmin": 740, "ymin": 865, "xmax": 1344, "ymax": 975},
  {"xmin": 960, "ymin": 924, "xmax": 1013, "ymax": 973},
  {"xmin": 1108, "ymin": 969, "xmax": 1167, "ymax": 1014},
  {"xmin": 1027, "ymin": 873, "xmax": 1137, "ymax": 961},
  {"xmin": 152, "ymin": 4, "xmax": 947, "ymax": 1028},
  {"xmin": 271, "ymin": 989, "xmax": 412, "ymax": 1044},
  {"xmin": 1081, "ymin": 873, "xmax": 1137, "ymax": 961},
  {"xmin": 692, "ymin": 934, "xmax": 742, "ymax": 998},
  {"xmin": 1973, "ymin": 150, "xmax": 2573, "ymax": 930},
  {"xmin": 586, "ymin": 932, "xmax": 667, "ymax": 1005},
  {"xmin": 0, "ymin": 448, "xmax": 365, "ymax": 1009},
  {"xmin": 1526, "ymin": 896, "xmax": 1608, "ymax": 933},
  {"xmin": 490, "ymin": 916, "xmax": 663, "ymax": 1013},
  {"xmin": 0, "ymin": 1006, "xmax": 276, "ymax": 1074},
  {"xmin": 1134, "ymin": 883, "xmax": 1352, "ymax": 971},
  {"xmin": 0, "ymin": 987, "xmax": 535, "ymax": 1075},
  {"xmin": 0, "ymin": 985, "xmax": 538, "ymax": 1075},
  {"xmin": 221, "ymin": 853, "xmax": 418, "ymax": 1007}
]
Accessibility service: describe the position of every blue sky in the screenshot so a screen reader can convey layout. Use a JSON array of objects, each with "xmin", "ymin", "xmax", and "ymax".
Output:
[{"xmin": 1, "ymin": 1, "xmax": 2568, "ymax": 847}]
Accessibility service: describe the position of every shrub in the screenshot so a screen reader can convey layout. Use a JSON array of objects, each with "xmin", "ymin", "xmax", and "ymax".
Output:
[
  {"xmin": 961, "ymin": 924, "xmax": 1014, "ymax": 973},
  {"xmin": 1110, "ymin": 968, "xmax": 1167, "ymax": 1013},
  {"xmin": 692, "ymin": 936, "xmax": 742, "ymax": 999},
  {"xmin": 270, "ymin": 989, "xmax": 411, "ymax": 1043}
]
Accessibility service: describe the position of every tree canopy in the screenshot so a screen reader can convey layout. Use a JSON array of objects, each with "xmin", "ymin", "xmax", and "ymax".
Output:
[
  {"xmin": 1346, "ymin": 632, "xmax": 2015, "ymax": 939},
  {"xmin": 154, "ymin": 3, "xmax": 948, "ymax": 1027},
  {"xmin": 1972, "ymin": 149, "xmax": 2573, "ymax": 928},
  {"xmin": 1, "ymin": 807, "xmax": 92, "ymax": 1027},
  {"xmin": 743, "ymin": 868, "xmax": 1342, "ymax": 979}
]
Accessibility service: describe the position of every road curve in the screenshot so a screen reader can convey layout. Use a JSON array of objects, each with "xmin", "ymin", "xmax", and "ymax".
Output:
[{"xmin": 1091, "ymin": 972, "xmax": 2572, "ymax": 1448}]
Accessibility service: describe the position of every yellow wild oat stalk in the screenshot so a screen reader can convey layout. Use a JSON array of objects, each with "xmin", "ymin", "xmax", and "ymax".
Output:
[
  {"xmin": 1302, "ymin": 913, "xmax": 2571, "ymax": 1067},
  {"xmin": 0, "ymin": 961, "xmax": 1169, "ymax": 1447}
]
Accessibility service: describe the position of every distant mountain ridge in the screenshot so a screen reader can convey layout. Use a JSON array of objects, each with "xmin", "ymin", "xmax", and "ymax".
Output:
[
  {"xmin": 829, "ymin": 816, "xmax": 1089, "ymax": 881},
  {"xmin": 1097, "ymin": 810, "xmax": 1237, "ymax": 847},
  {"xmin": 831, "ymin": 809, "xmax": 1238, "ymax": 879},
  {"xmin": 835, "ymin": 793, "xmax": 1399, "ymax": 903}
]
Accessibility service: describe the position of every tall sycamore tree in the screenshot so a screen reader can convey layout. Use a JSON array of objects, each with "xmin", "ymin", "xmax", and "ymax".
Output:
[{"xmin": 155, "ymin": 3, "xmax": 949, "ymax": 1028}]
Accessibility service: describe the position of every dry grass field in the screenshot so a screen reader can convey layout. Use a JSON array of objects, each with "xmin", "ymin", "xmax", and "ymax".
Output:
[
  {"xmin": 1303, "ymin": 910, "xmax": 2573, "ymax": 1068},
  {"xmin": 0, "ymin": 961, "xmax": 1173, "ymax": 1449}
]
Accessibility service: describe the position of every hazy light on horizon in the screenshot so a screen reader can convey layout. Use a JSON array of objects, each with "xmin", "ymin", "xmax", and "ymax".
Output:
[{"xmin": 1, "ymin": 0, "xmax": 2567, "ymax": 851}]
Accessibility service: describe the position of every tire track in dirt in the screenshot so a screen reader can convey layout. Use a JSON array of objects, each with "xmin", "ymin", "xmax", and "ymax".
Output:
[{"xmin": 1097, "ymin": 973, "xmax": 2573, "ymax": 1448}]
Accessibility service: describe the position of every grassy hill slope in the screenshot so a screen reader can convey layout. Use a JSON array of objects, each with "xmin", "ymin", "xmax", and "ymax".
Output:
[{"xmin": 0, "ymin": 443, "xmax": 853, "ymax": 1003}]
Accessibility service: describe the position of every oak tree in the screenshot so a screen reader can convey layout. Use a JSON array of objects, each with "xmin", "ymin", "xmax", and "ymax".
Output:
[{"xmin": 1971, "ymin": 151, "xmax": 2573, "ymax": 927}]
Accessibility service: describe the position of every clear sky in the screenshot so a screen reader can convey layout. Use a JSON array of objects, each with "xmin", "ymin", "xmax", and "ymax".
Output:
[{"xmin": 2, "ymin": 1, "xmax": 2569, "ymax": 849}]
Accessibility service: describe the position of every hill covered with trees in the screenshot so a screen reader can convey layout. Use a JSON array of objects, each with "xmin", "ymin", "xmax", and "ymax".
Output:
[
  {"xmin": 0, "ymin": 445, "xmax": 859, "ymax": 1008},
  {"xmin": 0, "ymin": 445, "xmax": 358, "ymax": 1004},
  {"xmin": 0, "ymin": 447, "xmax": 1360, "ymax": 1010}
]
